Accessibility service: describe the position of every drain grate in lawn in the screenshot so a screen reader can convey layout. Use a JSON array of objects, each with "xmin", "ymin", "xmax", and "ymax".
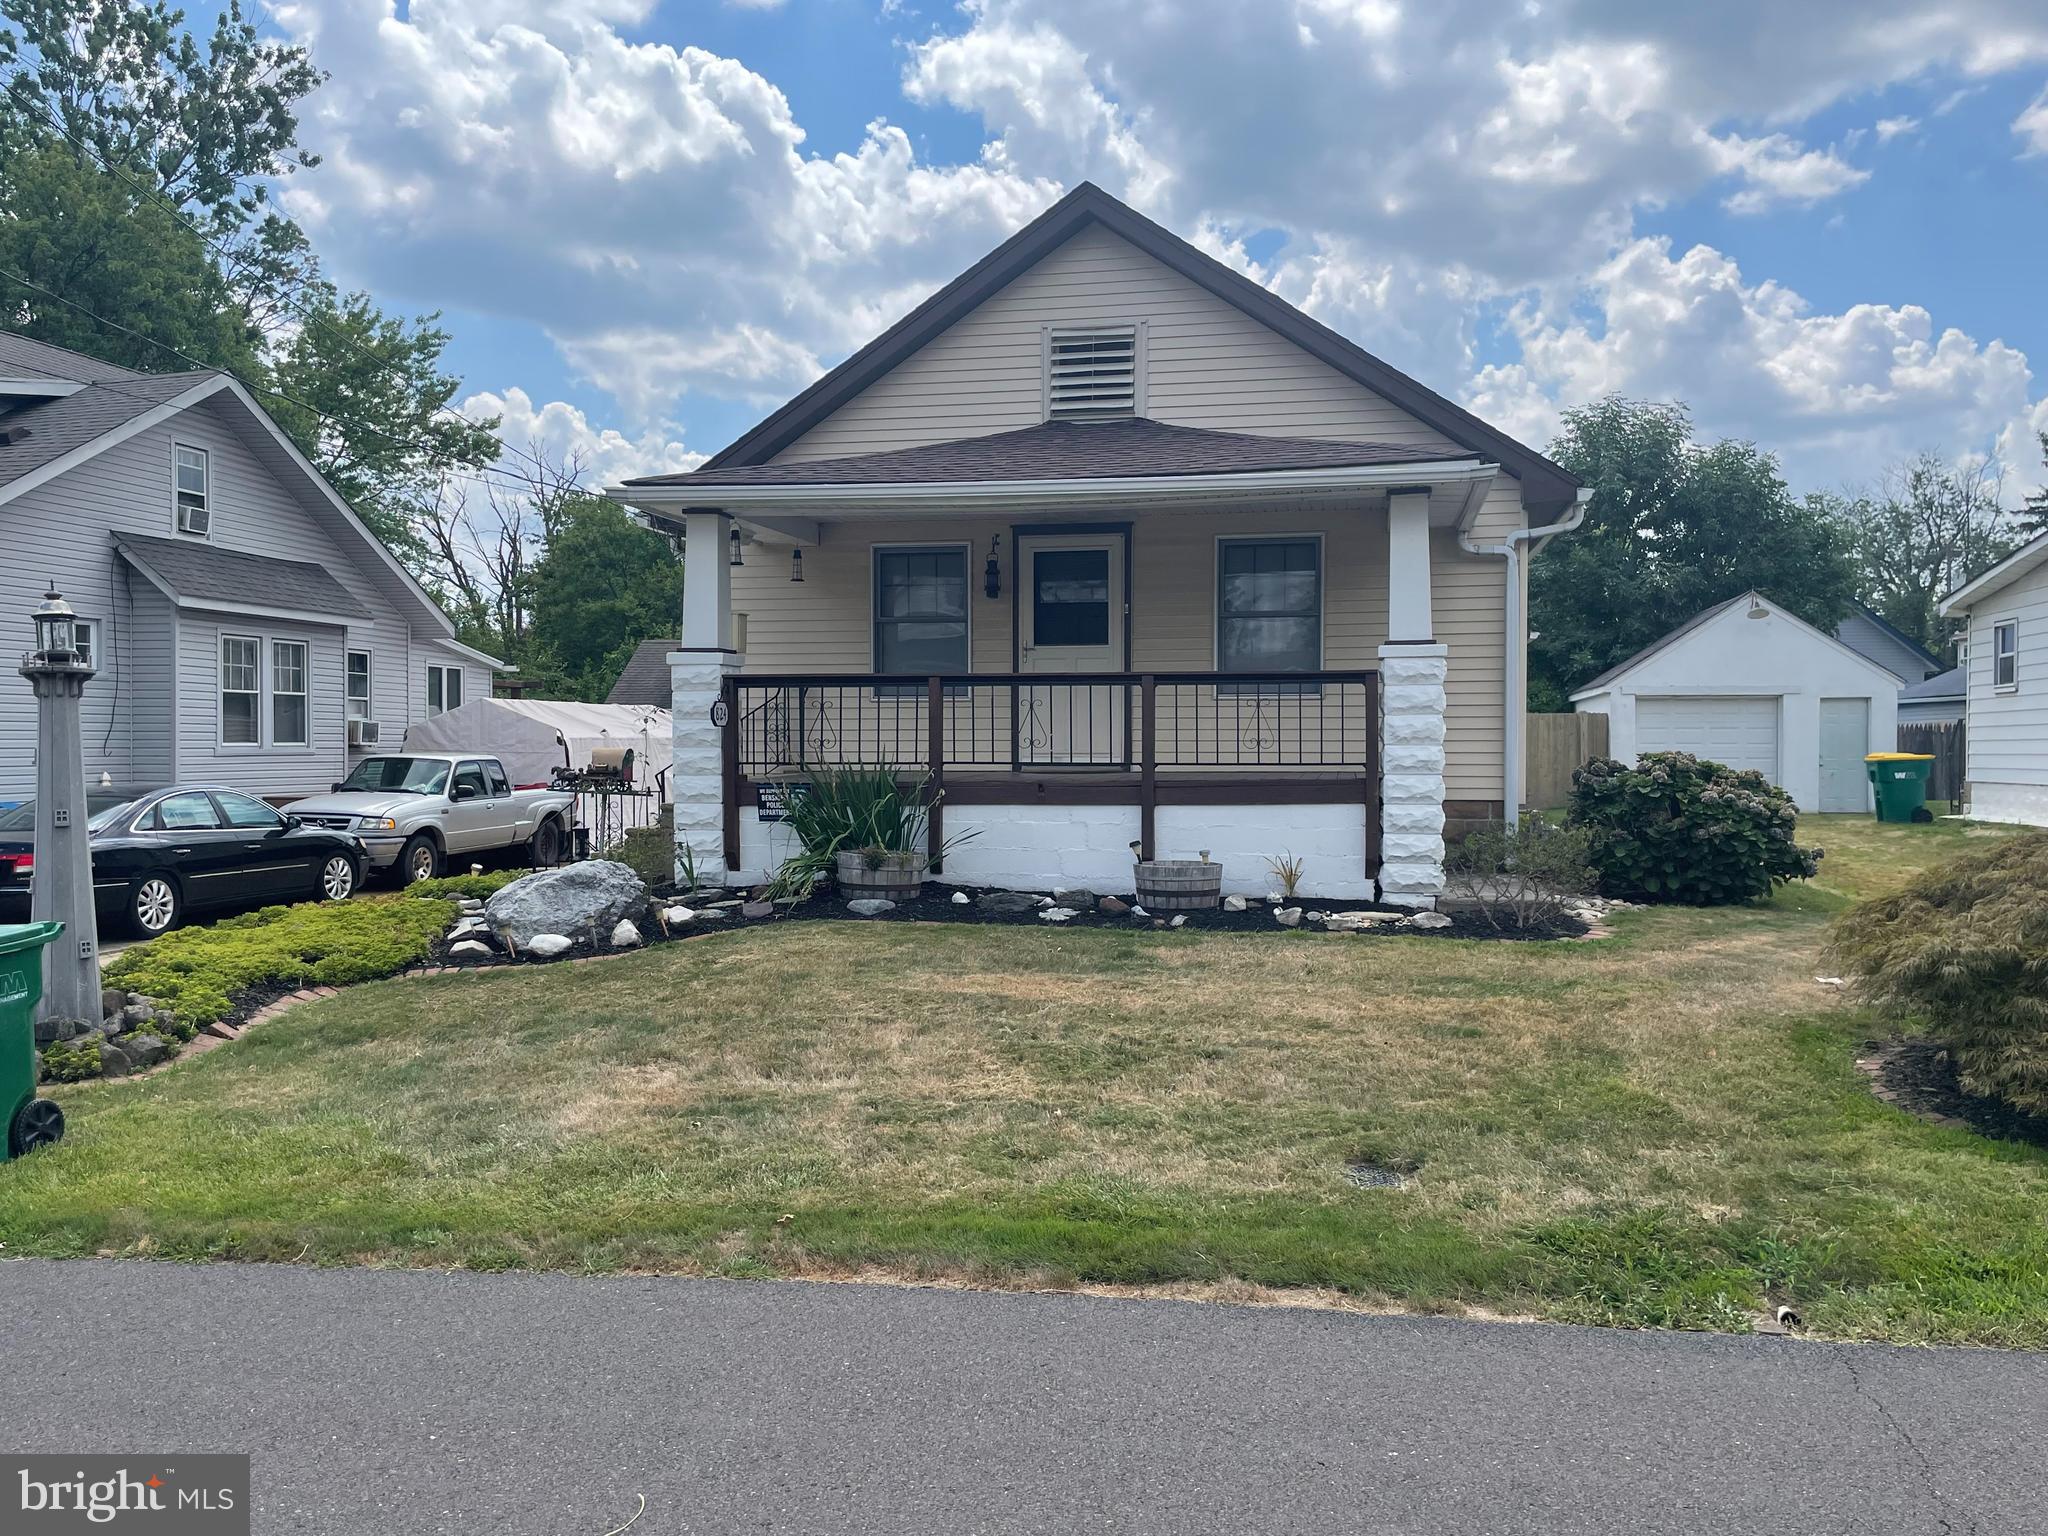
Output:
[{"xmin": 1343, "ymin": 1160, "xmax": 1416, "ymax": 1190}]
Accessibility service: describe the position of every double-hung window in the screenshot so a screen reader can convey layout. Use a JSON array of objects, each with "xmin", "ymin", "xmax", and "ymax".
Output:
[
  {"xmin": 220, "ymin": 635, "xmax": 260, "ymax": 745},
  {"xmin": 873, "ymin": 548, "xmax": 969, "ymax": 677},
  {"xmin": 1994, "ymin": 621, "xmax": 2018, "ymax": 689},
  {"xmin": 272, "ymin": 640, "xmax": 309, "ymax": 746},
  {"xmin": 346, "ymin": 650, "xmax": 373, "ymax": 720},
  {"xmin": 174, "ymin": 444, "xmax": 210, "ymax": 536},
  {"xmin": 1217, "ymin": 538, "xmax": 1322, "ymax": 678},
  {"xmin": 427, "ymin": 664, "xmax": 463, "ymax": 716}
]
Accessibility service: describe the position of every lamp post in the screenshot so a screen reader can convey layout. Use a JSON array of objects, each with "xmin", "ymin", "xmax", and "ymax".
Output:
[{"xmin": 19, "ymin": 587, "xmax": 100, "ymax": 1023}]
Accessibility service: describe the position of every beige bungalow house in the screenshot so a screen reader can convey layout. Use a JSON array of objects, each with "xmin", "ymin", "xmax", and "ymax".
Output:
[{"xmin": 606, "ymin": 184, "xmax": 1587, "ymax": 907}]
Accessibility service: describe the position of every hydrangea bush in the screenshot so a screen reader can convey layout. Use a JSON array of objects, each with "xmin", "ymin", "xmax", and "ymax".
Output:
[{"xmin": 1567, "ymin": 752, "xmax": 1819, "ymax": 905}]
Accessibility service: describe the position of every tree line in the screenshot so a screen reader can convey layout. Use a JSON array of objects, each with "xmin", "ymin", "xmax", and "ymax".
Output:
[{"xmin": 0, "ymin": 0, "xmax": 676, "ymax": 699}]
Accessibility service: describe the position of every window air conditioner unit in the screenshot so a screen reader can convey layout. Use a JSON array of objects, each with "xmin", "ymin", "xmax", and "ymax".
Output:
[{"xmin": 347, "ymin": 718, "xmax": 381, "ymax": 747}]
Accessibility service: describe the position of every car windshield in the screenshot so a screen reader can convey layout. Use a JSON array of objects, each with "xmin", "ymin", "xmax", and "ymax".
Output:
[
  {"xmin": 338, "ymin": 757, "xmax": 450, "ymax": 795},
  {"xmin": 0, "ymin": 793, "xmax": 148, "ymax": 835}
]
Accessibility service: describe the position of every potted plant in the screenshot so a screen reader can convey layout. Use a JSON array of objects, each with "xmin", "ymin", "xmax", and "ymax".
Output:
[
  {"xmin": 1134, "ymin": 846, "xmax": 1223, "ymax": 911},
  {"xmin": 768, "ymin": 766, "xmax": 974, "ymax": 903}
]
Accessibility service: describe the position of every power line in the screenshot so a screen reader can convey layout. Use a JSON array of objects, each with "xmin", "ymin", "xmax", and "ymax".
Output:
[{"xmin": 0, "ymin": 63, "xmax": 559, "ymax": 482}]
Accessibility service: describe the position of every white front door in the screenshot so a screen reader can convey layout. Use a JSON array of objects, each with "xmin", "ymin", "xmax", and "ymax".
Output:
[{"xmin": 1018, "ymin": 534, "xmax": 1125, "ymax": 765}]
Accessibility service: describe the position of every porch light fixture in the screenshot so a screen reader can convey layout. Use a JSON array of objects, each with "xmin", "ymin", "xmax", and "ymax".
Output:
[
  {"xmin": 728, "ymin": 524, "xmax": 744, "ymax": 567},
  {"xmin": 29, "ymin": 585, "xmax": 79, "ymax": 662},
  {"xmin": 790, "ymin": 547, "xmax": 804, "ymax": 583},
  {"xmin": 984, "ymin": 534, "xmax": 1002, "ymax": 600}
]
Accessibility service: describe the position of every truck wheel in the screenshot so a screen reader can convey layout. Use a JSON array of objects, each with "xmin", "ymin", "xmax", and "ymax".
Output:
[
  {"xmin": 400, "ymin": 834, "xmax": 442, "ymax": 884},
  {"xmin": 529, "ymin": 817, "xmax": 565, "ymax": 868},
  {"xmin": 9, "ymin": 1097, "xmax": 64, "ymax": 1157}
]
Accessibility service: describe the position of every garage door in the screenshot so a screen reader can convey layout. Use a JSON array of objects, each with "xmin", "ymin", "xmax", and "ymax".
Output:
[{"xmin": 1636, "ymin": 696, "xmax": 1780, "ymax": 782}]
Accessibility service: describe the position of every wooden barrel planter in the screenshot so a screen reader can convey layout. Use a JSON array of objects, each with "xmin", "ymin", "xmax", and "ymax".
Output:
[
  {"xmin": 1135, "ymin": 859, "xmax": 1223, "ymax": 911},
  {"xmin": 836, "ymin": 850, "xmax": 927, "ymax": 902}
]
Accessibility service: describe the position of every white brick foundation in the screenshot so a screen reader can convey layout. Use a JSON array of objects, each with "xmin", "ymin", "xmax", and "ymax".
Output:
[
  {"xmin": 670, "ymin": 649, "xmax": 743, "ymax": 886},
  {"xmin": 1377, "ymin": 643, "xmax": 1448, "ymax": 908}
]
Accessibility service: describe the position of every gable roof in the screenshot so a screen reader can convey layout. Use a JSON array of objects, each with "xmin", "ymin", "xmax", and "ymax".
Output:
[
  {"xmin": 1570, "ymin": 592, "xmax": 1909, "ymax": 699},
  {"xmin": 607, "ymin": 637, "xmax": 676, "ymax": 707},
  {"xmin": 0, "ymin": 332, "xmax": 218, "ymax": 491},
  {"xmin": 115, "ymin": 532, "xmax": 375, "ymax": 623},
  {"xmin": 628, "ymin": 417, "xmax": 1474, "ymax": 491},
  {"xmin": 1939, "ymin": 527, "xmax": 2048, "ymax": 615},
  {"xmin": 1835, "ymin": 599, "xmax": 1945, "ymax": 676},
  {"xmin": 701, "ymin": 183, "xmax": 1581, "ymax": 514},
  {"xmin": 1900, "ymin": 664, "xmax": 1965, "ymax": 703}
]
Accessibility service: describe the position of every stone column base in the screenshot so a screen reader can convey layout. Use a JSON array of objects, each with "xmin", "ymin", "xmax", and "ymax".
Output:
[
  {"xmin": 670, "ymin": 649, "xmax": 744, "ymax": 888},
  {"xmin": 1378, "ymin": 643, "xmax": 1448, "ymax": 909}
]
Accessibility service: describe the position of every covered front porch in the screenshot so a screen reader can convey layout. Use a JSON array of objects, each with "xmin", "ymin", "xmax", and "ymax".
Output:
[{"xmin": 610, "ymin": 420, "xmax": 1497, "ymax": 906}]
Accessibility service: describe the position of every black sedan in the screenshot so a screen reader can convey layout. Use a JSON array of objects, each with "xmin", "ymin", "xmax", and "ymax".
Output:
[{"xmin": 0, "ymin": 785, "xmax": 366, "ymax": 937}]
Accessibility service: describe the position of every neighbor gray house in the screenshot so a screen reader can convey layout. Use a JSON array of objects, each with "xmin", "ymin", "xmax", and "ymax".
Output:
[{"xmin": 0, "ymin": 331, "xmax": 502, "ymax": 805}]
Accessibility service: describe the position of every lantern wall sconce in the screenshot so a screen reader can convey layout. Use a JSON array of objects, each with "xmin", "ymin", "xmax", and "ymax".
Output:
[
  {"xmin": 728, "ymin": 524, "xmax": 744, "ymax": 567},
  {"xmin": 790, "ymin": 547, "xmax": 804, "ymax": 583},
  {"xmin": 984, "ymin": 534, "xmax": 1002, "ymax": 600}
]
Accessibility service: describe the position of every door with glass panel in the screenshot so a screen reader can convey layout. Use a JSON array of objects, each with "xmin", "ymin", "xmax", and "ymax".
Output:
[{"xmin": 1018, "ymin": 533, "xmax": 1125, "ymax": 766}]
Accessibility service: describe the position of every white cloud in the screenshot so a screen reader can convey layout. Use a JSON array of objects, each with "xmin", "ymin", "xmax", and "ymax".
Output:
[
  {"xmin": 2016, "ymin": 89, "xmax": 2048, "ymax": 155},
  {"xmin": 1466, "ymin": 237, "xmax": 2044, "ymax": 494},
  {"xmin": 1874, "ymin": 114, "xmax": 1920, "ymax": 141},
  {"xmin": 1707, "ymin": 132, "xmax": 1869, "ymax": 213},
  {"xmin": 459, "ymin": 386, "xmax": 705, "ymax": 486}
]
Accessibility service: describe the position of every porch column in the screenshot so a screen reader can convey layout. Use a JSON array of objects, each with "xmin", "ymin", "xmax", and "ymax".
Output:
[
  {"xmin": 672, "ymin": 510, "xmax": 742, "ymax": 888},
  {"xmin": 1379, "ymin": 489, "xmax": 1446, "ymax": 907}
]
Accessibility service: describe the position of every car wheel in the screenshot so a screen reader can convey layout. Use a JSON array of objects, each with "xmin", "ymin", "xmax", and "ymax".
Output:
[
  {"xmin": 320, "ymin": 853, "xmax": 358, "ymax": 902},
  {"xmin": 8, "ymin": 1097, "xmax": 64, "ymax": 1157},
  {"xmin": 529, "ymin": 817, "xmax": 565, "ymax": 868},
  {"xmin": 128, "ymin": 874, "xmax": 181, "ymax": 938},
  {"xmin": 400, "ymin": 835, "xmax": 442, "ymax": 884}
]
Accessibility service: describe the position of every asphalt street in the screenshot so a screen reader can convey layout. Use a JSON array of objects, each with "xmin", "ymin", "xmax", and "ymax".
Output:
[{"xmin": 2, "ymin": 1259, "xmax": 2040, "ymax": 1534}]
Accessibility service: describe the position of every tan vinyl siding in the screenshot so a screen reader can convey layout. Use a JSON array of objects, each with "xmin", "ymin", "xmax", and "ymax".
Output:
[
  {"xmin": 733, "ymin": 497, "xmax": 1512, "ymax": 799},
  {"xmin": 773, "ymin": 224, "xmax": 1463, "ymax": 462}
]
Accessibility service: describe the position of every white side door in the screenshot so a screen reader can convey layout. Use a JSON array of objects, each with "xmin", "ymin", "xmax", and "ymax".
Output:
[
  {"xmin": 1017, "ymin": 534, "xmax": 1125, "ymax": 766},
  {"xmin": 1817, "ymin": 698, "xmax": 1872, "ymax": 812}
]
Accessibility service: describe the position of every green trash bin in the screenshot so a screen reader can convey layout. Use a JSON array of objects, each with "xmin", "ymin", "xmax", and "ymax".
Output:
[
  {"xmin": 0, "ymin": 921, "xmax": 67, "ymax": 1160},
  {"xmin": 1866, "ymin": 753, "xmax": 1935, "ymax": 823}
]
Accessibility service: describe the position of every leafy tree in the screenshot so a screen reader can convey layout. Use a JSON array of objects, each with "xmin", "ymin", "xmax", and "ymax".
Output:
[
  {"xmin": 1529, "ymin": 397, "xmax": 1859, "ymax": 708},
  {"xmin": 527, "ymin": 497, "xmax": 680, "ymax": 699},
  {"xmin": 2023, "ymin": 434, "xmax": 2048, "ymax": 537},
  {"xmin": 1825, "ymin": 455, "xmax": 2022, "ymax": 657}
]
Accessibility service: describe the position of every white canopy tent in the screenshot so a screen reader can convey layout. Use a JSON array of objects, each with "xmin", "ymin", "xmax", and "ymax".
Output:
[{"xmin": 402, "ymin": 698, "xmax": 672, "ymax": 794}]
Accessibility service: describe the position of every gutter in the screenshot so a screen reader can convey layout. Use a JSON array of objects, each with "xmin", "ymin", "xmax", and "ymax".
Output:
[{"xmin": 1458, "ymin": 486, "xmax": 1594, "ymax": 828}]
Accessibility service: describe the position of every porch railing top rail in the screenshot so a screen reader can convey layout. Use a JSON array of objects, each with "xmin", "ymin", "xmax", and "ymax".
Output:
[{"xmin": 735, "ymin": 669, "xmax": 1380, "ymax": 688}]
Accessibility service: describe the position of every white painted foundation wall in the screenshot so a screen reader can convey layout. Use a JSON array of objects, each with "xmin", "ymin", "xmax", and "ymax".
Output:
[{"xmin": 736, "ymin": 801, "xmax": 1376, "ymax": 900}]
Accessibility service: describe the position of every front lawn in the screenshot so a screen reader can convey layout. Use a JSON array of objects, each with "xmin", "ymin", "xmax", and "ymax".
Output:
[{"xmin": 4, "ymin": 817, "xmax": 2042, "ymax": 1346}]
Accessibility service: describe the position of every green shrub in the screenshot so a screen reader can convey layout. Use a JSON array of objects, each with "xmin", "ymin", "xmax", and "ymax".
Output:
[
  {"xmin": 105, "ymin": 896, "xmax": 455, "ymax": 1029},
  {"xmin": 38, "ymin": 1035, "xmax": 103, "ymax": 1082},
  {"xmin": 613, "ymin": 808, "xmax": 677, "ymax": 890},
  {"xmin": 1446, "ymin": 819, "xmax": 1596, "ymax": 930},
  {"xmin": 1567, "ymin": 752, "xmax": 1819, "ymax": 904},
  {"xmin": 1830, "ymin": 831, "xmax": 2048, "ymax": 1114},
  {"xmin": 766, "ymin": 767, "xmax": 976, "ymax": 902},
  {"xmin": 407, "ymin": 870, "xmax": 525, "ymax": 901}
]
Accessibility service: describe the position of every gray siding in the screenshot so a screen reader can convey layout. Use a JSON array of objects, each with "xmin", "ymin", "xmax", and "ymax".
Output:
[
  {"xmin": 1963, "ymin": 559, "xmax": 2048, "ymax": 790},
  {"xmin": 1834, "ymin": 610, "xmax": 1938, "ymax": 684},
  {"xmin": 0, "ymin": 392, "xmax": 472, "ymax": 801}
]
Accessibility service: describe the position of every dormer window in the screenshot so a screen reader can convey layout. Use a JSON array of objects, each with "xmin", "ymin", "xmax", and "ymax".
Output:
[
  {"xmin": 174, "ymin": 443, "xmax": 210, "ymax": 537},
  {"xmin": 1045, "ymin": 324, "xmax": 1141, "ymax": 421}
]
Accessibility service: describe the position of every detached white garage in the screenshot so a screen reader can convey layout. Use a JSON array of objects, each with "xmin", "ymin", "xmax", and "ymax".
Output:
[{"xmin": 1571, "ymin": 592, "xmax": 1905, "ymax": 812}]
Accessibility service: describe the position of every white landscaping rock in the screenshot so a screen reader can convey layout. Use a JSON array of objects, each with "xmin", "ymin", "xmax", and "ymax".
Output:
[
  {"xmin": 1274, "ymin": 907, "xmax": 1303, "ymax": 928},
  {"xmin": 1322, "ymin": 911, "xmax": 1400, "ymax": 932},
  {"xmin": 1169, "ymin": 914, "xmax": 1187, "ymax": 929},
  {"xmin": 1222, "ymin": 895, "xmax": 1248, "ymax": 913},
  {"xmin": 950, "ymin": 890, "xmax": 971, "ymax": 905},
  {"xmin": 846, "ymin": 898, "xmax": 896, "ymax": 916},
  {"xmin": 662, "ymin": 906, "xmax": 696, "ymax": 926},
  {"xmin": 1404, "ymin": 910, "xmax": 1454, "ymax": 930},
  {"xmin": 1038, "ymin": 907, "xmax": 1079, "ymax": 923},
  {"xmin": 1129, "ymin": 906, "xmax": 1148, "ymax": 918},
  {"xmin": 526, "ymin": 934, "xmax": 574, "ymax": 958},
  {"xmin": 448, "ymin": 939, "xmax": 493, "ymax": 960},
  {"xmin": 609, "ymin": 919, "xmax": 644, "ymax": 948}
]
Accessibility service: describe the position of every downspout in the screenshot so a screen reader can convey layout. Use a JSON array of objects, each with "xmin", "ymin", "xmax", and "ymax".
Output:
[{"xmin": 1458, "ymin": 487, "xmax": 1593, "ymax": 828}]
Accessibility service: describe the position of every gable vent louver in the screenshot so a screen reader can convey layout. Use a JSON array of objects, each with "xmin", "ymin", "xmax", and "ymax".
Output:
[{"xmin": 1047, "ymin": 326, "xmax": 1139, "ymax": 422}]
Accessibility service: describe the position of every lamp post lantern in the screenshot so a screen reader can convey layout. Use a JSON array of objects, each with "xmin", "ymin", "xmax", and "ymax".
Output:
[{"xmin": 19, "ymin": 586, "xmax": 101, "ymax": 1024}]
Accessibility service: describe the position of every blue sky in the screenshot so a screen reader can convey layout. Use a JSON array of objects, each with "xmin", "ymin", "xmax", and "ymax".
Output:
[{"xmin": 249, "ymin": 0, "xmax": 2048, "ymax": 497}]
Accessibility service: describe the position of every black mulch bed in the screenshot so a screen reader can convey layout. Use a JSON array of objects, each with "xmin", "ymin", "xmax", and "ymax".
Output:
[{"xmin": 1863, "ymin": 1035, "xmax": 2048, "ymax": 1149}]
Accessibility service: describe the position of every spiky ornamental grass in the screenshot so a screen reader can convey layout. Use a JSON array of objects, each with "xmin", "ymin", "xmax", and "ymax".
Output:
[{"xmin": 1830, "ymin": 831, "xmax": 2048, "ymax": 1114}]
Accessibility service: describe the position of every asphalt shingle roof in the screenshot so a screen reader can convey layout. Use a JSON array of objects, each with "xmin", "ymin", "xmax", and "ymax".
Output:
[
  {"xmin": 115, "ymin": 532, "xmax": 374, "ymax": 621},
  {"xmin": 624, "ymin": 417, "xmax": 1476, "ymax": 491},
  {"xmin": 0, "ymin": 332, "xmax": 216, "ymax": 490},
  {"xmin": 606, "ymin": 637, "xmax": 677, "ymax": 707},
  {"xmin": 1900, "ymin": 665, "xmax": 1965, "ymax": 702}
]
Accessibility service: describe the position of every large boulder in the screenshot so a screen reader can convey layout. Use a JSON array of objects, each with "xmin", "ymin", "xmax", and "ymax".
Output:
[{"xmin": 485, "ymin": 861, "xmax": 650, "ymax": 948}]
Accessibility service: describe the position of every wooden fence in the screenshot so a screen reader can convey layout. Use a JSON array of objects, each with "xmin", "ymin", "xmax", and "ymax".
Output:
[
  {"xmin": 1525, "ymin": 712, "xmax": 1610, "ymax": 810},
  {"xmin": 1897, "ymin": 721, "xmax": 1966, "ymax": 806}
]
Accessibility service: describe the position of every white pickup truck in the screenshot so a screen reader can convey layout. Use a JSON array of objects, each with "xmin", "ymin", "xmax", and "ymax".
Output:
[{"xmin": 286, "ymin": 754, "xmax": 575, "ymax": 884}]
